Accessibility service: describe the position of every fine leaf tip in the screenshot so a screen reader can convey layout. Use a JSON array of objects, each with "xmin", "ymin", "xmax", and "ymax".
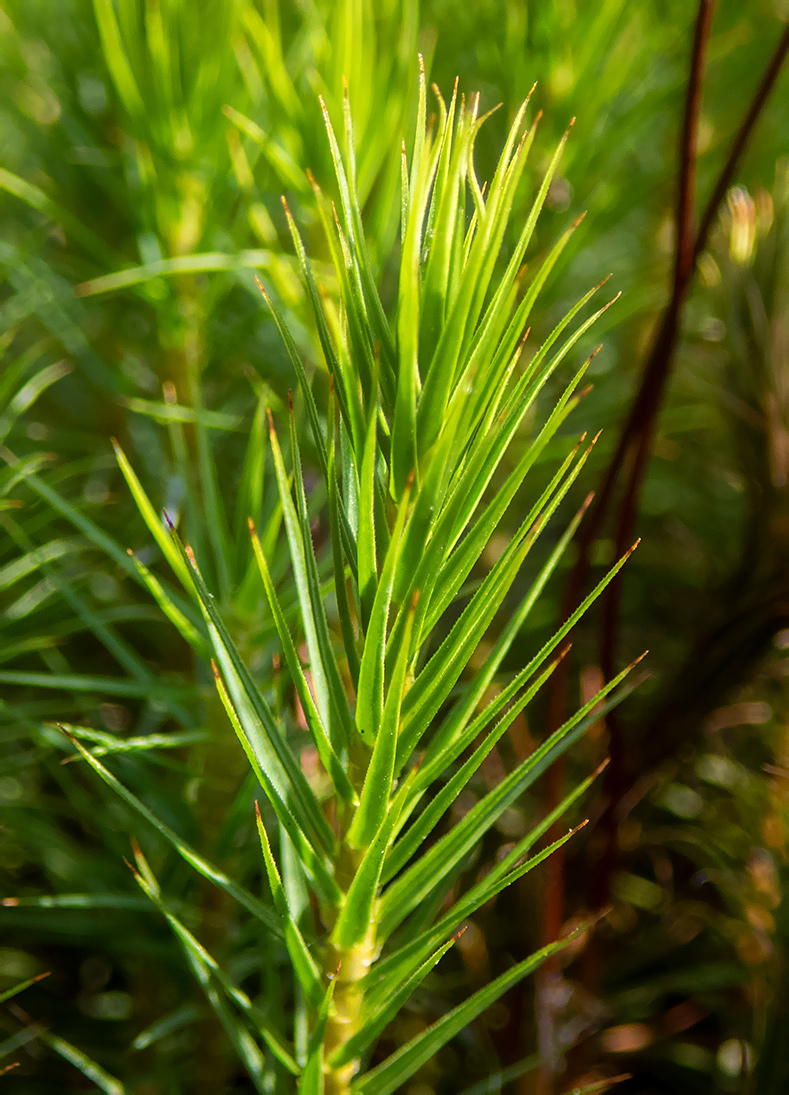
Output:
[
  {"xmin": 253, "ymin": 273, "xmax": 269, "ymax": 301},
  {"xmin": 592, "ymin": 757, "xmax": 611, "ymax": 780},
  {"xmin": 266, "ymin": 406, "xmax": 276, "ymax": 437},
  {"xmin": 57, "ymin": 723, "xmax": 77, "ymax": 744}
]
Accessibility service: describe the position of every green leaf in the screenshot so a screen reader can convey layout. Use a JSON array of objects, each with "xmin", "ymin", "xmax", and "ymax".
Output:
[
  {"xmin": 421, "ymin": 412, "xmax": 594, "ymax": 640},
  {"xmin": 165, "ymin": 516, "xmax": 336, "ymax": 869},
  {"xmin": 132, "ymin": 1006, "xmax": 200, "ymax": 1051},
  {"xmin": 62, "ymin": 732, "xmax": 283, "ymax": 936},
  {"xmin": 384, "ymin": 649, "xmax": 566, "ymax": 885},
  {"xmin": 255, "ymin": 804, "xmax": 324, "ymax": 1009},
  {"xmin": 211, "ymin": 664, "xmax": 339, "ymax": 906},
  {"xmin": 92, "ymin": 0, "xmax": 144, "ymax": 118},
  {"xmin": 249, "ymin": 522, "xmax": 353, "ymax": 803},
  {"xmin": 357, "ymin": 382, "xmax": 379, "ymax": 628},
  {"xmin": 347, "ymin": 591, "xmax": 419, "ymax": 851},
  {"xmin": 286, "ymin": 401, "xmax": 355, "ymax": 756},
  {"xmin": 112, "ymin": 439, "xmax": 193, "ymax": 591},
  {"xmin": 354, "ymin": 478, "xmax": 412, "ymax": 746},
  {"xmin": 0, "ymin": 972, "xmax": 50, "ymax": 1005},
  {"xmin": 330, "ymin": 933, "xmax": 458, "ymax": 1069},
  {"xmin": 126, "ymin": 549, "xmax": 210, "ymax": 657},
  {"xmin": 0, "ymin": 670, "xmax": 188, "ymax": 699},
  {"xmin": 265, "ymin": 407, "xmax": 353, "ymax": 761},
  {"xmin": 297, "ymin": 973, "xmax": 336, "ymax": 1094},
  {"xmin": 280, "ymin": 198, "xmax": 364, "ymax": 453},
  {"xmin": 369, "ymin": 757, "xmax": 607, "ymax": 1003},
  {"xmin": 382, "ymin": 662, "xmax": 639, "ymax": 938},
  {"xmin": 42, "ymin": 1031, "xmax": 126, "ymax": 1094},
  {"xmin": 327, "ymin": 391, "xmax": 362, "ymax": 686},
  {"xmin": 74, "ymin": 250, "xmax": 288, "ymax": 298},
  {"xmin": 352, "ymin": 924, "xmax": 591, "ymax": 1095},
  {"xmin": 129, "ymin": 844, "xmax": 299, "ymax": 1077}
]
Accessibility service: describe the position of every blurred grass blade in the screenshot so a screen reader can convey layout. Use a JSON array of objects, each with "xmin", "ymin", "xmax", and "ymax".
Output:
[{"xmin": 0, "ymin": 972, "xmax": 50, "ymax": 1005}]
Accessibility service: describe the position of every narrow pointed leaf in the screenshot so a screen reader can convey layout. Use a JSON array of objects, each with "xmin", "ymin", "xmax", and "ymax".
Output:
[
  {"xmin": 250, "ymin": 524, "xmax": 353, "ymax": 802},
  {"xmin": 167, "ymin": 524, "xmax": 336, "ymax": 865},
  {"xmin": 298, "ymin": 974, "xmax": 336, "ymax": 1094},
  {"xmin": 352, "ymin": 924, "xmax": 590, "ymax": 1095},
  {"xmin": 112, "ymin": 439, "xmax": 193, "ymax": 590},
  {"xmin": 130, "ymin": 850, "xmax": 299, "ymax": 1076},
  {"xmin": 63, "ymin": 734, "xmax": 282, "ymax": 936},
  {"xmin": 331, "ymin": 933, "xmax": 458, "ymax": 1069},
  {"xmin": 355, "ymin": 479, "xmax": 412, "ymax": 745},
  {"xmin": 347, "ymin": 592, "xmax": 418, "ymax": 850},
  {"xmin": 255, "ymin": 805, "xmax": 323, "ymax": 1009}
]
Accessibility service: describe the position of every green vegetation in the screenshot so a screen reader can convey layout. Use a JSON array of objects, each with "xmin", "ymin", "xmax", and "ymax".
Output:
[{"xmin": 0, "ymin": 2, "xmax": 787, "ymax": 1092}]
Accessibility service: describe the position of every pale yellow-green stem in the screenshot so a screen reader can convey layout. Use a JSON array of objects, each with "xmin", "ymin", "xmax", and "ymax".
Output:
[
  {"xmin": 320, "ymin": 737, "xmax": 378, "ymax": 1091},
  {"xmin": 322, "ymin": 919, "xmax": 378, "ymax": 1094}
]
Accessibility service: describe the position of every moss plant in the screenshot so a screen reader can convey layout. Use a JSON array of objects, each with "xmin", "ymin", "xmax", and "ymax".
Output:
[{"xmin": 55, "ymin": 65, "xmax": 642, "ymax": 1092}]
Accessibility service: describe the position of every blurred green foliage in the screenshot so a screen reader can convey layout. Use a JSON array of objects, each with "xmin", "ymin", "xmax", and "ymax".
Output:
[{"xmin": 1, "ymin": 1, "xmax": 787, "ymax": 1092}]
